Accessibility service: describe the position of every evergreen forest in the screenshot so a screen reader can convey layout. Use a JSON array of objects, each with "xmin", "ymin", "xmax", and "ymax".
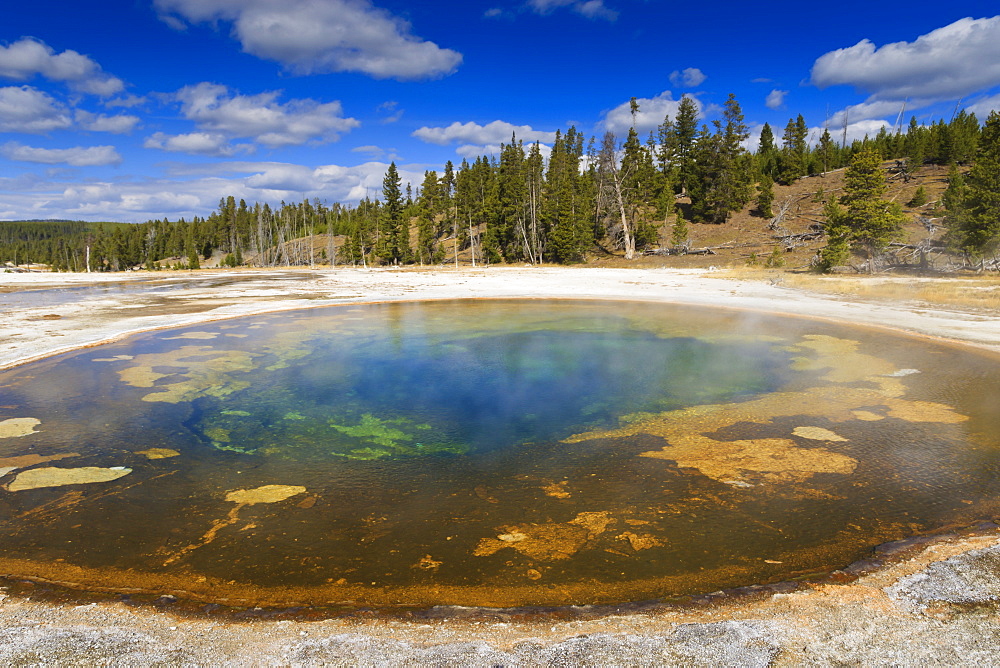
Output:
[{"xmin": 3, "ymin": 95, "xmax": 999, "ymax": 273}]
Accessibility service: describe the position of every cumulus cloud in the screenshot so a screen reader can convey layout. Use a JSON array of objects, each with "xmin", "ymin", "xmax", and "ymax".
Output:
[
  {"xmin": 155, "ymin": 0, "xmax": 462, "ymax": 80},
  {"xmin": 0, "ymin": 159, "xmax": 427, "ymax": 222},
  {"xmin": 600, "ymin": 91, "xmax": 700, "ymax": 135},
  {"xmin": 811, "ymin": 16, "xmax": 1000, "ymax": 101},
  {"xmin": 825, "ymin": 99, "xmax": 926, "ymax": 129},
  {"xmin": 527, "ymin": 0, "xmax": 618, "ymax": 20},
  {"xmin": 967, "ymin": 93, "xmax": 1000, "ymax": 118},
  {"xmin": 60, "ymin": 182, "xmax": 205, "ymax": 217},
  {"xmin": 812, "ymin": 120, "xmax": 890, "ymax": 147},
  {"xmin": 0, "ymin": 86, "xmax": 72, "ymax": 133},
  {"xmin": 0, "ymin": 38, "xmax": 124, "ymax": 96},
  {"xmin": 413, "ymin": 120, "xmax": 557, "ymax": 147},
  {"xmin": 669, "ymin": 68, "xmax": 706, "ymax": 88},
  {"xmin": 144, "ymin": 131, "xmax": 253, "ymax": 157},
  {"xmin": 75, "ymin": 110, "xmax": 140, "ymax": 134},
  {"xmin": 1, "ymin": 142, "xmax": 122, "ymax": 166},
  {"xmin": 765, "ymin": 89, "xmax": 787, "ymax": 110},
  {"xmin": 171, "ymin": 82, "xmax": 360, "ymax": 148}
]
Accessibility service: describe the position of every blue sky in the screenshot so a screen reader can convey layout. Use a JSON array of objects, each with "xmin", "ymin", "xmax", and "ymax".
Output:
[{"xmin": 2, "ymin": 0, "xmax": 1000, "ymax": 222}]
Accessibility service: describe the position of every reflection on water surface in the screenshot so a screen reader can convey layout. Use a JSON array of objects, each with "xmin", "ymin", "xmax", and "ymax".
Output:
[{"xmin": 0, "ymin": 300, "xmax": 998, "ymax": 609}]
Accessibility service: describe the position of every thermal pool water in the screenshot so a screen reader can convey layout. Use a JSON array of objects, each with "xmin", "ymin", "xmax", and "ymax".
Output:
[{"xmin": 1, "ymin": 300, "xmax": 998, "ymax": 609}]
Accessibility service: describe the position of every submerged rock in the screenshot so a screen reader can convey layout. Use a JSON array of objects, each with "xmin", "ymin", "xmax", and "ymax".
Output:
[
  {"xmin": 225, "ymin": 484, "xmax": 307, "ymax": 505},
  {"xmin": 136, "ymin": 448, "xmax": 180, "ymax": 459},
  {"xmin": 793, "ymin": 426, "xmax": 848, "ymax": 441},
  {"xmin": 0, "ymin": 418, "xmax": 40, "ymax": 439},
  {"xmin": 5, "ymin": 466, "xmax": 131, "ymax": 491}
]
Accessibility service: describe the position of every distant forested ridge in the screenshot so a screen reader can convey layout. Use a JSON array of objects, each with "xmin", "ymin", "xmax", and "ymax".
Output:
[
  {"xmin": 2, "ymin": 95, "xmax": 998, "ymax": 272},
  {"xmin": 0, "ymin": 220, "xmax": 129, "ymax": 270}
]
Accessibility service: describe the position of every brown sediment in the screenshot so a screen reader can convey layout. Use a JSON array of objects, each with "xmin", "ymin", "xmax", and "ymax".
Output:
[
  {"xmin": 0, "ymin": 515, "xmax": 939, "ymax": 610},
  {"xmin": 617, "ymin": 531, "xmax": 664, "ymax": 551},
  {"xmin": 0, "ymin": 452, "xmax": 78, "ymax": 470},
  {"xmin": 163, "ymin": 485, "xmax": 307, "ymax": 566},
  {"xmin": 473, "ymin": 511, "xmax": 615, "ymax": 562}
]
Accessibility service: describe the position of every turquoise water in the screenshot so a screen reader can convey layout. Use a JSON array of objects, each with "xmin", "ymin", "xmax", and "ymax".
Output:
[{"xmin": 0, "ymin": 300, "xmax": 998, "ymax": 609}]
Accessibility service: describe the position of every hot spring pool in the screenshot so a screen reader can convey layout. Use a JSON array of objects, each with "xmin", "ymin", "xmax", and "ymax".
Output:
[{"xmin": 1, "ymin": 299, "xmax": 998, "ymax": 609}]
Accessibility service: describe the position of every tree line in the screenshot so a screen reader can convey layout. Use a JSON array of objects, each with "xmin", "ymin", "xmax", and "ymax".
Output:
[{"xmin": 2, "ymin": 95, "xmax": 998, "ymax": 272}]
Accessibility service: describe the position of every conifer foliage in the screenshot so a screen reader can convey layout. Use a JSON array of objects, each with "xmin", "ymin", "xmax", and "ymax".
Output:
[
  {"xmin": 944, "ymin": 111, "xmax": 1000, "ymax": 265},
  {"xmin": 819, "ymin": 147, "xmax": 905, "ymax": 272}
]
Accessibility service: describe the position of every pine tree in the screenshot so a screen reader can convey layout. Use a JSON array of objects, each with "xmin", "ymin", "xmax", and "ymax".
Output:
[
  {"xmin": 756, "ymin": 173, "xmax": 774, "ymax": 218},
  {"xmin": 691, "ymin": 94, "xmax": 753, "ymax": 224},
  {"xmin": 778, "ymin": 114, "xmax": 809, "ymax": 184},
  {"xmin": 906, "ymin": 185, "xmax": 928, "ymax": 207},
  {"xmin": 378, "ymin": 162, "xmax": 409, "ymax": 265},
  {"xmin": 756, "ymin": 122, "xmax": 778, "ymax": 179},
  {"xmin": 817, "ymin": 128, "xmax": 836, "ymax": 174},
  {"xmin": 944, "ymin": 111, "xmax": 1000, "ymax": 262},
  {"xmin": 673, "ymin": 96, "xmax": 700, "ymax": 195},
  {"xmin": 822, "ymin": 146, "xmax": 905, "ymax": 271},
  {"xmin": 905, "ymin": 116, "xmax": 926, "ymax": 169},
  {"xmin": 818, "ymin": 196, "xmax": 850, "ymax": 271},
  {"xmin": 670, "ymin": 210, "xmax": 688, "ymax": 247},
  {"xmin": 416, "ymin": 170, "xmax": 440, "ymax": 264},
  {"xmin": 546, "ymin": 129, "xmax": 589, "ymax": 262}
]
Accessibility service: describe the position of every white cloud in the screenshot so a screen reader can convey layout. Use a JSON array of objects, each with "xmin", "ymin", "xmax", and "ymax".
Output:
[
  {"xmin": 59, "ymin": 182, "xmax": 205, "ymax": 217},
  {"xmin": 814, "ymin": 120, "xmax": 891, "ymax": 146},
  {"xmin": 376, "ymin": 100, "xmax": 403, "ymax": 124},
  {"xmin": 75, "ymin": 110, "xmax": 140, "ymax": 134},
  {"xmin": 825, "ymin": 99, "xmax": 925, "ymax": 129},
  {"xmin": 765, "ymin": 89, "xmax": 787, "ymax": 110},
  {"xmin": 172, "ymin": 82, "xmax": 360, "ymax": 148},
  {"xmin": 811, "ymin": 16, "xmax": 1000, "ymax": 101},
  {"xmin": 0, "ymin": 160, "xmax": 429, "ymax": 221},
  {"xmin": 144, "ymin": 131, "xmax": 252, "ymax": 157},
  {"xmin": 413, "ymin": 120, "xmax": 557, "ymax": 147},
  {"xmin": 527, "ymin": 0, "xmax": 618, "ymax": 20},
  {"xmin": 155, "ymin": 0, "xmax": 462, "ymax": 80},
  {"xmin": 456, "ymin": 143, "xmax": 502, "ymax": 159},
  {"xmin": 600, "ymin": 91, "xmax": 700, "ymax": 135},
  {"xmin": 484, "ymin": 8, "xmax": 504, "ymax": 18},
  {"xmin": 0, "ymin": 38, "xmax": 124, "ymax": 96},
  {"xmin": 350, "ymin": 145, "xmax": 400, "ymax": 161},
  {"xmin": 104, "ymin": 95, "xmax": 147, "ymax": 109},
  {"xmin": 967, "ymin": 93, "xmax": 1000, "ymax": 118},
  {"xmin": 669, "ymin": 68, "xmax": 706, "ymax": 88},
  {"xmin": 1, "ymin": 142, "xmax": 122, "ymax": 166},
  {"xmin": 0, "ymin": 86, "xmax": 72, "ymax": 133}
]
